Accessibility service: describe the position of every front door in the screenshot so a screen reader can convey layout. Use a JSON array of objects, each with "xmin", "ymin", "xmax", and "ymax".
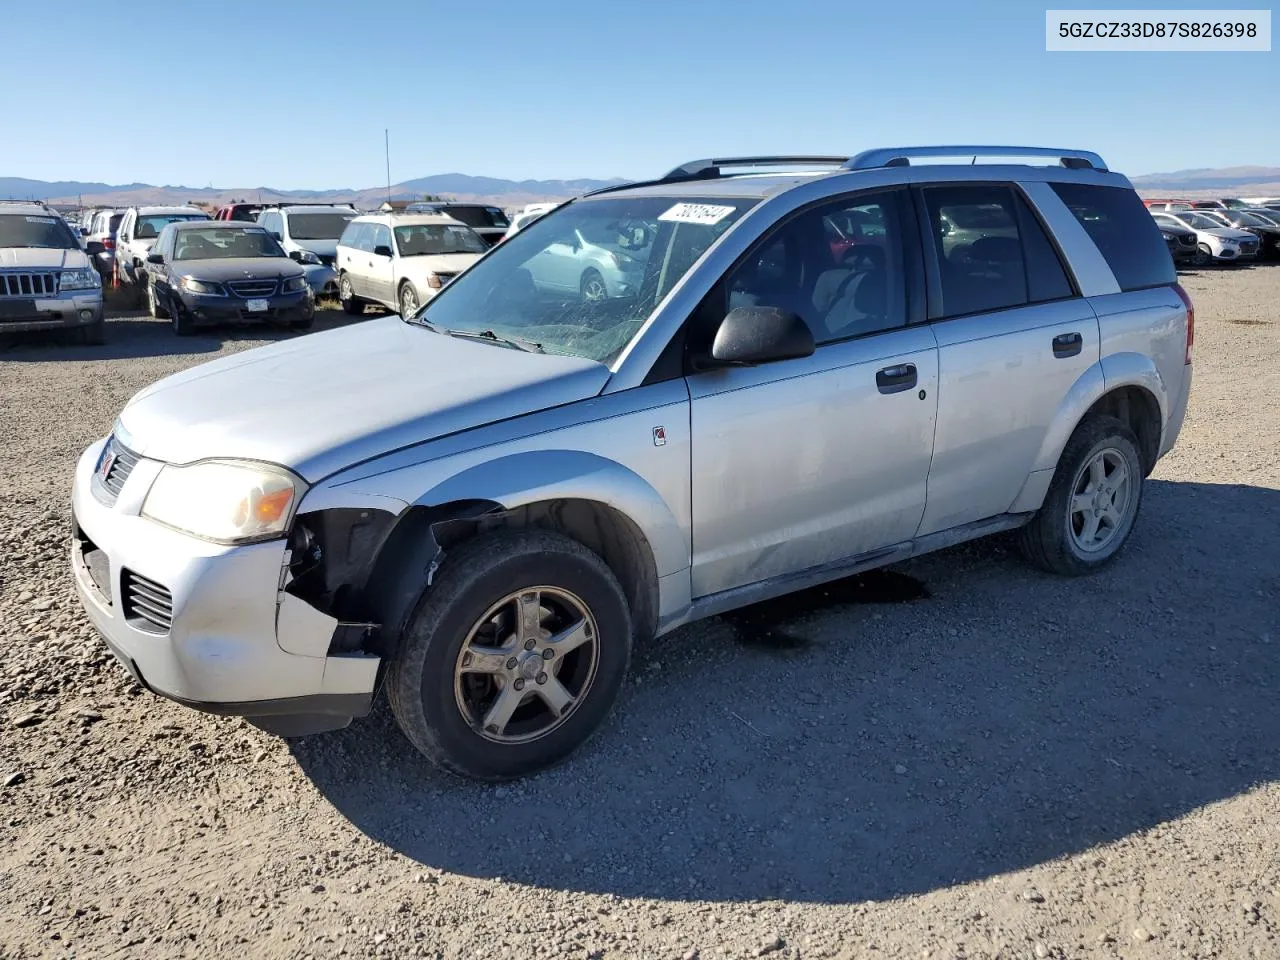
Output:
[{"xmin": 686, "ymin": 189, "xmax": 939, "ymax": 598}]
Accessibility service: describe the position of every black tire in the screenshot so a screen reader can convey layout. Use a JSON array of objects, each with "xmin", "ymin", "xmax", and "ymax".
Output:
[
  {"xmin": 1017, "ymin": 414, "xmax": 1144, "ymax": 576},
  {"xmin": 1195, "ymin": 244, "xmax": 1213, "ymax": 267},
  {"xmin": 398, "ymin": 281, "xmax": 419, "ymax": 318},
  {"xmin": 338, "ymin": 273, "xmax": 363, "ymax": 316},
  {"xmin": 146, "ymin": 281, "xmax": 170, "ymax": 320},
  {"xmin": 130, "ymin": 265, "xmax": 146, "ymax": 308},
  {"xmin": 171, "ymin": 299, "xmax": 196, "ymax": 337},
  {"xmin": 388, "ymin": 530, "xmax": 632, "ymax": 781},
  {"xmin": 580, "ymin": 268, "xmax": 606, "ymax": 302}
]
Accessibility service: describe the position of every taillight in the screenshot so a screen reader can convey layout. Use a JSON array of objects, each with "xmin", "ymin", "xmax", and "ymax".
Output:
[
  {"xmin": 103, "ymin": 237, "xmax": 115, "ymax": 250},
  {"xmin": 1173, "ymin": 282, "xmax": 1194, "ymax": 364},
  {"xmin": 427, "ymin": 274, "xmax": 443, "ymax": 289}
]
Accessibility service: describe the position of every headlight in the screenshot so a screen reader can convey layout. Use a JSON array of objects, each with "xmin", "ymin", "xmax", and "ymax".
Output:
[
  {"xmin": 180, "ymin": 277, "xmax": 226, "ymax": 295},
  {"xmin": 60, "ymin": 268, "xmax": 100, "ymax": 291},
  {"xmin": 283, "ymin": 274, "xmax": 308, "ymax": 292},
  {"xmin": 141, "ymin": 460, "xmax": 306, "ymax": 544},
  {"xmin": 296, "ymin": 250, "xmax": 321, "ymax": 265}
]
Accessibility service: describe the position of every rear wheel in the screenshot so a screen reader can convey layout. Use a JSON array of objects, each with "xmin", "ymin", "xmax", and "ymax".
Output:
[
  {"xmin": 1017, "ymin": 415, "xmax": 1144, "ymax": 576},
  {"xmin": 146, "ymin": 281, "xmax": 170, "ymax": 320},
  {"xmin": 339, "ymin": 274, "xmax": 363, "ymax": 315},
  {"xmin": 388, "ymin": 530, "xmax": 632, "ymax": 781}
]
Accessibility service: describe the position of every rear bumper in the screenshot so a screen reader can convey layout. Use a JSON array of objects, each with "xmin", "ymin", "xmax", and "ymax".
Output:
[
  {"xmin": 70, "ymin": 438, "xmax": 378, "ymax": 735},
  {"xmin": 0, "ymin": 294, "xmax": 103, "ymax": 334}
]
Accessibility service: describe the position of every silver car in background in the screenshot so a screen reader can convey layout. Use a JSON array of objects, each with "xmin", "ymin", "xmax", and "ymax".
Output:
[{"xmin": 70, "ymin": 146, "xmax": 1192, "ymax": 780}]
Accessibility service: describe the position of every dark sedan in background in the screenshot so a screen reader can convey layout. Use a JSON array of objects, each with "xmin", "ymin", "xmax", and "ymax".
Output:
[
  {"xmin": 1157, "ymin": 220, "xmax": 1200, "ymax": 265},
  {"xmin": 144, "ymin": 222, "xmax": 314, "ymax": 335}
]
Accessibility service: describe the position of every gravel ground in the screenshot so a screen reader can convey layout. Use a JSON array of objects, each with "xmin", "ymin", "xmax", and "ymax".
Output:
[{"xmin": 1, "ymin": 269, "xmax": 1277, "ymax": 960}]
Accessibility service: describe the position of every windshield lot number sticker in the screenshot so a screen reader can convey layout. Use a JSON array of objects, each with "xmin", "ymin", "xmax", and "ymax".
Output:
[
  {"xmin": 26, "ymin": 216, "xmax": 56, "ymax": 223},
  {"xmin": 658, "ymin": 203, "xmax": 736, "ymax": 226}
]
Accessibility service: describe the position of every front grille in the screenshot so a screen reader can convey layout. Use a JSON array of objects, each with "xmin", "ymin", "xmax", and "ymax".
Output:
[
  {"xmin": 228, "ymin": 279, "xmax": 277, "ymax": 298},
  {"xmin": 121, "ymin": 570, "xmax": 173, "ymax": 633},
  {"xmin": 99, "ymin": 441, "xmax": 140, "ymax": 503},
  {"xmin": 1178, "ymin": 234, "xmax": 1197, "ymax": 247},
  {"xmin": 0, "ymin": 271, "xmax": 58, "ymax": 297},
  {"xmin": 1240, "ymin": 240, "xmax": 1258, "ymax": 254}
]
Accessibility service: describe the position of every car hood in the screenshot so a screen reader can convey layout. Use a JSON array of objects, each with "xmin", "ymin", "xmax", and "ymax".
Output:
[
  {"xmin": 399, "ymin": 253, "xmax": 482, "ymax": 278},
  {"xmin": 172, "ymin": 257, "xmax": 304, "ymax": 282},
  {"xmin": 0, "ymin": 247, "xmax": 90, "ymax": 269},
  {"xmin": 118, "ymin": 315, "xmax": 609, "ymax": 481}
]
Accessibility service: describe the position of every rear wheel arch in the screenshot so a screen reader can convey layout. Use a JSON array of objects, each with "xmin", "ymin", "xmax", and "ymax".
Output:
[{"xmin": 1082, "ymin": 385, "xmax": 1162, "ymax": 475}]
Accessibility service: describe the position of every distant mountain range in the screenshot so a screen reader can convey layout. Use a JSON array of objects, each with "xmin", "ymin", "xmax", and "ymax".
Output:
[
  {"xmin": 3, "ymin": 165, "xmax": 1277, "ymax": 209},
  {"xmin": 0, "ymin": 173, "xmax": 627, "ymax": 210}
]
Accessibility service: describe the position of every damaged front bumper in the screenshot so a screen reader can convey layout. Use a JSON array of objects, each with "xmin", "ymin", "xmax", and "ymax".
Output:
[{"xmin": 69, "ymin": 437, "xmax": 382, "ymax": 736}]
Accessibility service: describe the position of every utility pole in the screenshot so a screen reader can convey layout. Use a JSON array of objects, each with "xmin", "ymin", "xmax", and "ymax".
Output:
[{"xmin": 385, "ymin": 128, "xmax": 392, "ymax": 205}]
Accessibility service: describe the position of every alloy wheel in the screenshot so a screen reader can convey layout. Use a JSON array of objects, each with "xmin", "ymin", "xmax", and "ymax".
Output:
[
  {"xmin": 1067, "ymin": 447, "xmax": 1131, "ymax": 553},
  {"xmin": 452, "ymin": 587, "xmax": 600, "ymax": 744}
]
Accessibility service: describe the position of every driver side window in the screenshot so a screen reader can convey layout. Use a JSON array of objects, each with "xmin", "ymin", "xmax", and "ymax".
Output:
[{"xmin": 724, "ymin": 191, "xmax": 908, "ymax": 346}]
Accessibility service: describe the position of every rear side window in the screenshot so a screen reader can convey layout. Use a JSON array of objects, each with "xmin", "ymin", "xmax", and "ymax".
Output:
[
  {"xmin": 922, "ymin": 185, "xmax": 1027, "ymax": 318},
  {"xmin": 1050, "ymin": 183, "xmax": 1175, "ymax": 291}
]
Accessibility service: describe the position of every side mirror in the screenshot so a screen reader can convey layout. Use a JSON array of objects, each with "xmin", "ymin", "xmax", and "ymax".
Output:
[
  {"xmin": 709, "ymin": 306, "xmax": 815, "ymax": 366},
  {"xmin": 288, "ymin": 250, "xmax": 302, "ymax": 261},
  {"xmin": 85, "ymin": 241, "xmax": 105, "ymax": 256},
  {"xmin": 373, "ymin": 244, "xmax": 393, "ymax": 258},
  {"xmin": 146, "ymin": 252, "xmax": 164, "ymax": 264}
]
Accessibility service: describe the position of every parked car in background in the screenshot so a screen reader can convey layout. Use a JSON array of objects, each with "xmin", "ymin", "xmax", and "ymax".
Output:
[
  {"xmin": 403, "ymin": 202, "xmax": 510, "ymax": 246},
  {"xmin": 0, "ymin": 201, "xmax": 104, "ymax": 343},
  {"xmin": 1190, "ymin": 198, "xmax": 1252, "ymax": 210},
  {"xmin": 115, "ymin": 206, "xmax": 211, "ymax": 293},
  {"xmin": 519, "ymin": 211, "xmax": 655, "ymax": 302},
  {"xmin": 214, "ymin": 203, "xmax": 264, "ymax": 222},
  {"xmin": 1156, "ymin": 219, "xmax": 1200, "ymax": 265},
  {"xmin": 141, "ymin": 221, "xmax": 314, "ymax": 334},
  {"xmin": 1142, "ymin": 198, "xmax": 1194, "ymax": 211},
  {"xmin": 336, "ymin": 213, "xmax": 487, "ymax": 316},
  {"xmin": 1196, "ymin": 209, "xmax": 1280, "ymax": 259},
  {"xmin": 503, "ymin": 202, "xmax": 559, "ymax": 240},
  {"xmin": 69, "ymin": 145, "xmax": 1193, "ymax": 780},
  {"xmin": 84, "ymin": 209, "xmax": 124, "ymax": 279},
  {"xmin": 1151, "ymin": 211, "xmax": 1259, "ymax": 264},
  {"xmin": 257, "ymin": 204, "xmax": 357, "ymax": 267}
]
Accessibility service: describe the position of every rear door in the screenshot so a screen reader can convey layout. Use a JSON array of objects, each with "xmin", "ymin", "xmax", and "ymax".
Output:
[
  {"xmin": 914, "ymin": 183, "xmax": 1098, "ymax": 536},
  {"xmin": 367, "ymin": 224, "xmax": 397, "ymax": 306}
]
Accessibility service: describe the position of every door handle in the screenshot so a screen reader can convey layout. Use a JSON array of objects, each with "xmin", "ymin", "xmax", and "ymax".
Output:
[
  {"xmin": 1052, "ymin": 332, "xmax": 1083, "ymax": 358},
  {"xmin": 876, "ymin": 363, "xmax": 917, "ymax": 395}
]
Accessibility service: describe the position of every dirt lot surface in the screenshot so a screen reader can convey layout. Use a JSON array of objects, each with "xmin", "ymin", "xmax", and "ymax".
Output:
[{"xmin": 1, "ymin": 269, "xmax": 1277, "ymax": 960}]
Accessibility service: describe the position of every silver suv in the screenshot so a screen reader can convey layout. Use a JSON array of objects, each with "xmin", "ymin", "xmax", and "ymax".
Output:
[
  {"xmin": 70, "ymin": 146, "xmax": 1192, "ymax": 780},
  {"xmin": 0, "ymin": 201, "xmax": 105, "ymax": 344}
]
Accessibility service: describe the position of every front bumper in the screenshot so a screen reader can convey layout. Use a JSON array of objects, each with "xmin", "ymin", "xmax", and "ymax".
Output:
[
  {"xmin": 70, "ymin": 437, "xmax": 378, "ymax": 734},
  {"xmin": 302, "ymin": 264, "xmax": 338, "ymax": 296},
  {"xmin": 0, "ymin": 293, "xmax": 103, "ymax": 334},
  {"xmin": 177, "ymin": 288, "xmax": 314, "ymax": 325}
]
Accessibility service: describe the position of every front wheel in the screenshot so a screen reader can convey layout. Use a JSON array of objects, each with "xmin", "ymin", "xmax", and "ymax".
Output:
[
  {"xmin": 387, "ymin": 531, "xmax": 632, "ymax": 781},
  {"xmin": 1017, "ymin": 415, "xmax": 1144, "ymax": 576},
  {"xmin": 339, "ymin": 274, "xmax": 363, "ymax": 316},
  {"xmin": 399, "ymin": 281, "xmax": 419, "ymax": 317},
  {"xmin": 580, "ymin": 268, "xmax": 607, "ymax": 302},
  {"xmin": 1195, "ymin": 243, "xmax": 1213, "ymax": 267}
]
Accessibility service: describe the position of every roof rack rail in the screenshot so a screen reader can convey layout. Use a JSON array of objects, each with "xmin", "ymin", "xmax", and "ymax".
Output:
[
  {"xmin": 0, "ymin": 198, "xmax": 49, "ymax": 206},
  {"xmin": 258, "ymin": 201, "xmax": 356, "ymax": 209},
  {"xmin": 663, "ymin": 156, "xmax": 850, "ymax": 182},
  {"xmin": 844, "ymin": 145, "xmax": 1108, "ymax": 172}
]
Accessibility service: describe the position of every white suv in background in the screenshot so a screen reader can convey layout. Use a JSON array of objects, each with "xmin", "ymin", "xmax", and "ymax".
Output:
[
  {"xmin": 1151, "ymin": 211, "xmax": 1259, "ymax": 264},
  {"xmin": 115, "ymin": 206, "xmax": 209, "ymax": 291},
  {"xmin": 256, "ymin": 204, "xmax": 357, "ymax": 268},
  {"xmin": 336, "ymin": 213, "xmax": 487, "ymax": 316}
]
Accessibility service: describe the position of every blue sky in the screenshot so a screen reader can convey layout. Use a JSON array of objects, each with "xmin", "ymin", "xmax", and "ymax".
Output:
[{"xmin": 3, "ymin": 0, "xmax": 1274, "ymax": 188}]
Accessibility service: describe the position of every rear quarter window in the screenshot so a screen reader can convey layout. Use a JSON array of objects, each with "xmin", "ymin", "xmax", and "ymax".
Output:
[{"xmin": 1050, "ymin": 183, "xmax": 1175, "ymax": 292}]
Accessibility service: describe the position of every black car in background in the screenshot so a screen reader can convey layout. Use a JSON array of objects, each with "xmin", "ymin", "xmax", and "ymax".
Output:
[
  {"xmin": 402, "ymin": 201, "xmax": 510, "ymax": 247},
  {"xmin": 144, "ymin": 222, "xmax": 314, "ymax": 335},
  {"xmin": 1157, "ymin": 220, "xmax": 1200, "ymax": 265}
]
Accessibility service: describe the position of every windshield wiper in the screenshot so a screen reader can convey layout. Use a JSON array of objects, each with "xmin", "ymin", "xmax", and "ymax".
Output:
[{"xmin": 442, "ymin": 328, "xmax": 544, "ymax": 353}]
